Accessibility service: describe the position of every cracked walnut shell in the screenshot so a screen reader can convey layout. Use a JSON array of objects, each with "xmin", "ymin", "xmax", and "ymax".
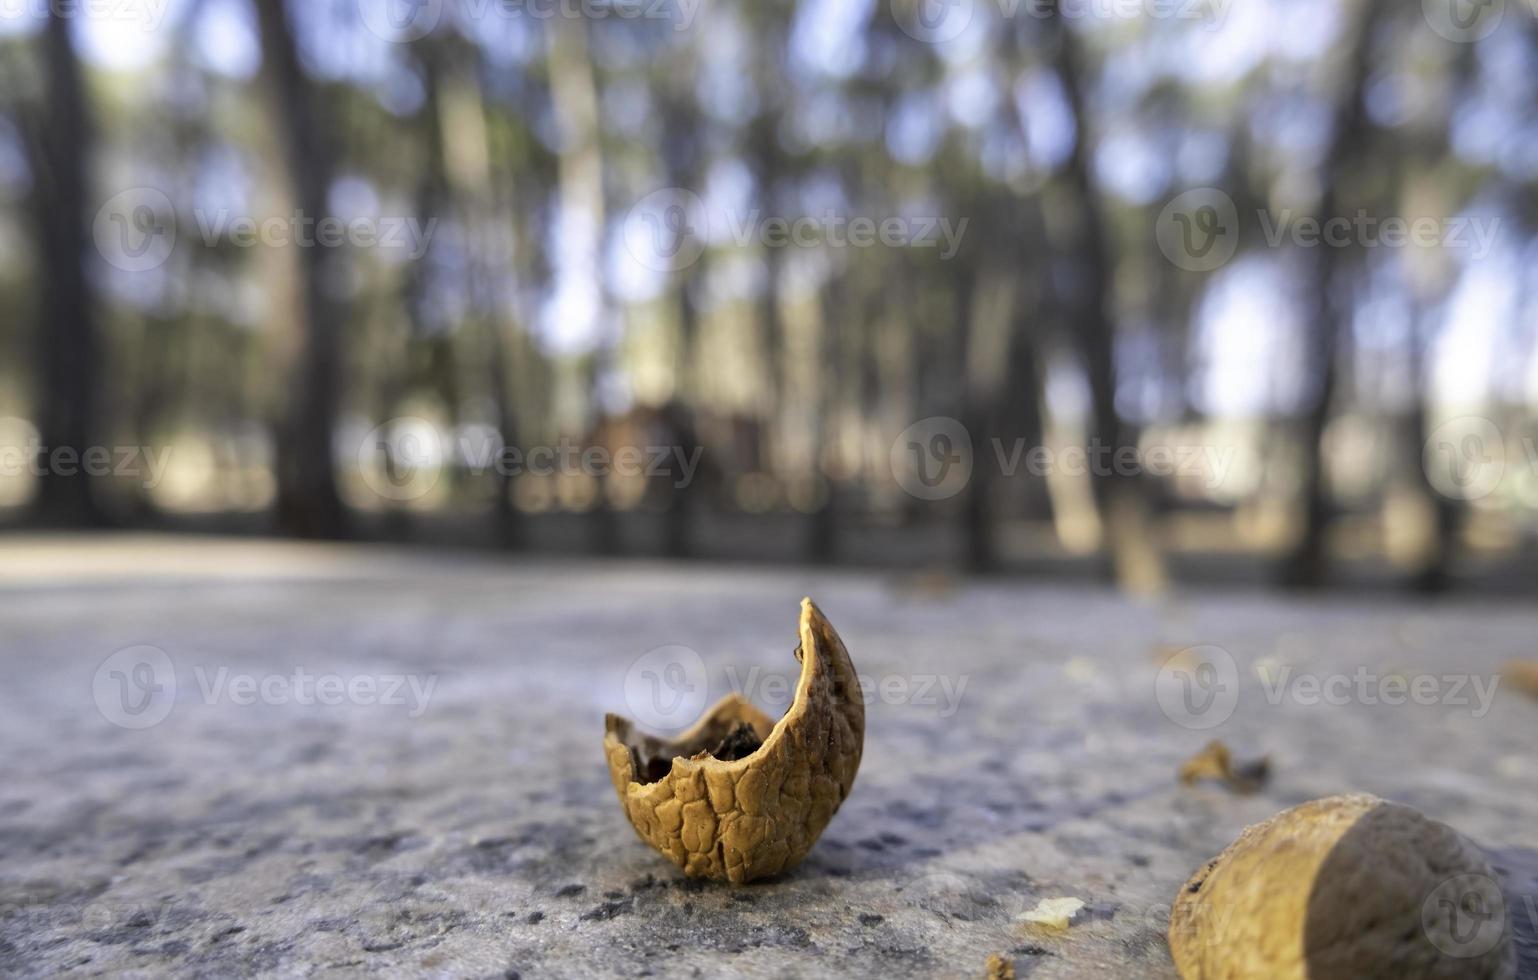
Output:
[
  {"xmin": 1169, "ymin": 794, "xmax": 1515, "ymax": 980},
  {"xmin": 603, "ymin": 598, "xmax": 864, "ymax": 883}
]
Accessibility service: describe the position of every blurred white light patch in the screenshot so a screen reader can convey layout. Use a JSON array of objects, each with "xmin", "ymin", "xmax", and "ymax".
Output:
[
  {"xmin": 1014, "ymin": 70, "xmax": 1075, "ymax": 172},
  {"xmin": 885, "ymin": 91, "xmax": 944, "ymax": 167},
  {"xmin": 946, "ymin": 67, "xmax": 998, "ymax": 130},
  {"xmin": 0, "ymin": 417, "xmax": 41, "ymax": 509},
  {"xmin": 73, "ymin": 0, "xmax": 181, "ymax": 71},
  {"xmin": 1170, "ymin": 0, "xmax": 1267, "ymax": 84},
  {"xmin": 1192, "ymin": 256, "xmax": 1305, "ymax": 420},
  {"xmin": 1433, "ymin": 256, "xmax": 1516, "ymax": 411},
  {"xmin": 0, "ymin": 11, "xmax": 40, "ymax": 40},
  {"xmin": 1176, "ymin": 129, "xmax": 1228, "ymax": 184},
  {"xmin": 540, "ymin": 202, "xmax": 605, "ymax": 355},
  {"xmin": 190, "ymin": 0, "xmax": 260, "ymax": 80},
  {"xmin": 1095, "ymin": 128, "xmax": 1169, "ymax": 205},
  {"xmin": 789, "ymin": 0, "xmax": 873, "ymax": 79},
  {"xmin": 1271, "ymin": 0, "xmax": 1342, "ymax": 63}
]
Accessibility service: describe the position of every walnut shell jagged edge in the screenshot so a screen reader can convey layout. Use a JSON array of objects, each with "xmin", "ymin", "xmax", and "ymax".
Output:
[{"xmin": 603, "ymin": 598, "xmax": 865, "ymax": 883}]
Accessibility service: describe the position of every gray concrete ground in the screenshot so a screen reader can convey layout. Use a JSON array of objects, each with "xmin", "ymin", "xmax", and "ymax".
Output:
[{"xmin": 0, "ymin": 536, "xmax": 1534, "ymax": 978}]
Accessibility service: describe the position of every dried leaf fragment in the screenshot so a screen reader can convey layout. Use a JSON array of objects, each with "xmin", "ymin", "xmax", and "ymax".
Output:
[
  {"xmin": 603, "ymin": 598, "xmax": 864, "ymax": 883},
  {"xmin": 1178, "ymin": 740, "xmax": 1270, "ymax": 795},
  {"xmin": 983, "ymin": 952, "xmax": 1015, "ymax": 980},
  {"xmin": 1169, "ymin": 794, "xmax": 1515, "ymax": 979}
]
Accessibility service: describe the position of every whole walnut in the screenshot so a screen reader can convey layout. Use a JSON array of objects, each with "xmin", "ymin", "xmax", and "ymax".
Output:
[{"xmin": 1169, "ymin": 794, "xmax": 1515, "ymax": 980}]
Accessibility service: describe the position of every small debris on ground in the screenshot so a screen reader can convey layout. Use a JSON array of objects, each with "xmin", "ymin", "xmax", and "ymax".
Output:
[
  {"xmin": 888, "ymin": 570, "xmax": 959, "ymax": 600},
  {"xmin": 1017, "ymin": 897, "xmax": 1085, "ymax": 932},
  {"xmin": 984, "ymin": 952, "xmax": 1015, "ymax": 980},
  {"xmin": 1178, "ymin": 740, "xmax": 1270, "ymax": 795},
  {"xmin": 1500, "ymin": 660, "xmax": 1538, "ymax": 700}
]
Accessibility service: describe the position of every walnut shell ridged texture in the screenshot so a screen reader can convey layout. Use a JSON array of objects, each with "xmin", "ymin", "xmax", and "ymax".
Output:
[
  {"xmin": 603, "ymin": 598, "xmax": 864, "ymax": 883},
  {"xmin": 1169, "ymin": 794, "xmax": 1515, "ymax": 980}
]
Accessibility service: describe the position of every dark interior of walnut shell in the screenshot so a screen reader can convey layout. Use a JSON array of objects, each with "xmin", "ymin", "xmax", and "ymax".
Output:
[{"xmin": 622, "ymin": 716, "xmax": 769, "ymax": 785}]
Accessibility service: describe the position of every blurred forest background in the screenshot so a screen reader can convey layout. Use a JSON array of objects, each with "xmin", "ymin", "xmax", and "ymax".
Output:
[{"xmin": 1, "ymin": 0, "xmax": 1536, "ymax": 593}]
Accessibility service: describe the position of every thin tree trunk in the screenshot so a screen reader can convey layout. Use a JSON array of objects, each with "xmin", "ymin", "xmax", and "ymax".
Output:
[
  {"xmin": 660, "ymin": 92, "xmax": 705, "ymax": 559},
  {"xmin": 1042, "ymin": 2, "xmax": 1164, "ymax": 591},
  {"xmin": 544, "ymin": 17, "xmax": 617, "ymax": 554},
  {"xmin": 254, "ymin": 0, "xmax": 348, "ymax": 539},
  {"xmin": 806, "ymin": 271, "xmax": 845, "ymax": 564},
  {"xmin": 1280, "ymin": 0, "xmax": 1387, "ymax": 588},
  {"xmin": 1404, "ymin": 312, "xmax": 1460, "ymax": 593},
  {"xmin": 27, "ymin": 13, "xmax": 104, "ymax": 527}
]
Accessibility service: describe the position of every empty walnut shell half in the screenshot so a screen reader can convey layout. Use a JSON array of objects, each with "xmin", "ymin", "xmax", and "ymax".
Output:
[
  {"xmin": 1169, "ymin": 794, "xmax": 1516, "ymax": 980},
  {"xmin": 603, "ymin": 598, "xmax": 864, "ymax": 883}
]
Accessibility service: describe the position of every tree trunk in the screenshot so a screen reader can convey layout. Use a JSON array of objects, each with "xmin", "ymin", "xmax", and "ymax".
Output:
[
  {"xmin": 1042, "ymin": 3, "xmax": 1164, "ymax": 592},
  {"xmin": 1279, "ymin": 0, "xmax": 1387, "ymax": 588},
  {"xmin": 27, "ymin": 13, "xmax": 105, "ymax": 527},
  {"xmin": 254, "ymin": 0, "xmax": 348, "ymax": 539},
  {"xmin": 544, "ymin": 17, "xmax": 617, "ymax": 554}
]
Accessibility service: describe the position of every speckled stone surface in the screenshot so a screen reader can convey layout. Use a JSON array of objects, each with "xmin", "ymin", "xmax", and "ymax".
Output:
[{"xmin": 0, "ymin": 536, "xmax": 1534, "ymax": 978}]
